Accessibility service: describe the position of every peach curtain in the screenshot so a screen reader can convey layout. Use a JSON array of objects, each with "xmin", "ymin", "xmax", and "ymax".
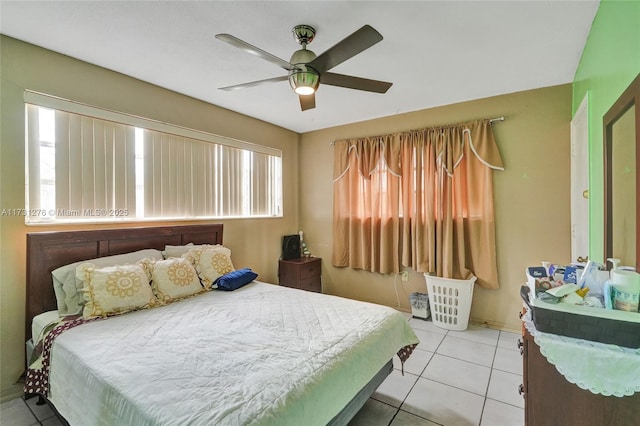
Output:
[{"xmin": 332, "ymin": 120, "xmax": 504, "ymax": 289}]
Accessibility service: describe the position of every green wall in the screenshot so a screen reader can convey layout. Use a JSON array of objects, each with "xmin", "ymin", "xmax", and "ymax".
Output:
[{"xmin": 572, "ymin": 0, "xmax": 640, "ymax": 263}]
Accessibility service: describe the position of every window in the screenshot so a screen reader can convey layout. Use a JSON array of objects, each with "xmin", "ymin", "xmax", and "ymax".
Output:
[
  {"xmin": 332, "ymin": 121, "xmax": 504, "ymax": 289},
  {"xmin": 25, "ymin": 92, "xmax": 282, "ymax": 224}
]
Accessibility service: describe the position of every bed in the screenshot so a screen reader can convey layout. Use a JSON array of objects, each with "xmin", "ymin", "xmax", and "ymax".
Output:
[{"xmin": 24, "ymin": 224, "xmax": 418, "ymax": 426}]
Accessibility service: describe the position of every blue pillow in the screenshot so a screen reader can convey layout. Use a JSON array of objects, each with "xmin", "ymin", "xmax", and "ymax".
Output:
[{"xmin": 213, "ymin": 268, "xmax": 258, "ymax": 291}]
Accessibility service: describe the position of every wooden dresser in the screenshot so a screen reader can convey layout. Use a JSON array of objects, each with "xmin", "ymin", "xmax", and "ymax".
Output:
[
  {"xmin": 278, "ymin": 257, "xmax": 322, "ymax": 293},
  {"xmin": 521, "ymin": 316, "xmax": 640, "ymax": 425}
]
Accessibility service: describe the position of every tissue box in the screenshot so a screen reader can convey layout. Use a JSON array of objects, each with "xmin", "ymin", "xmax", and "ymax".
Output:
[
  {"xmin": 526, "ymin": 267, "xmax": 551, "ymax": 300},
  {"xmin": 520, "ymin": 285, "xmax": 640, "ymax": 348}
]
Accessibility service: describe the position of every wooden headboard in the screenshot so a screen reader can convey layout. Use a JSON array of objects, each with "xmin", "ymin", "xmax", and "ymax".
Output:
[{"xmin": 26, "ymin": 224, "xmax": 223, "ymax": 339}]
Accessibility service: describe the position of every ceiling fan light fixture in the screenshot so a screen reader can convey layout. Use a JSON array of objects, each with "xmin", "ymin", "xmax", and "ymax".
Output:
[
  {"xmin": 289, "ymin": 70, "xmax": 319, "ymax": 95},
  {"xmin": 217, "ymin": 24, "xmax": 391, "ymax": 110}
]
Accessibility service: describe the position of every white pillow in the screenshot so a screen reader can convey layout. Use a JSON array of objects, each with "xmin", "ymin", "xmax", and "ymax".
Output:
[
  {"xmin": 52, "ymin": 249, "xmax": 164, "ymax": 316},
  {"xmin": 77, "ymin": 262, "xmax": 158, "ymax": 319},
  {"xmin": 147, "ymin": 257, "xmax": 204, "ymax": 302},
  {"xmin": 162, "ymin": 243, "xmax": 203, "ymax": 259},
  {"xmin": 186, "ymin": 245, "xmax": 235, "ymax": 288}
]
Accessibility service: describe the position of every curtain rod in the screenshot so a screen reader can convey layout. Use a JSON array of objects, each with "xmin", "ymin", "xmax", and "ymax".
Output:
[{"xmin": 330, "ymin": 115, "xmax": 506, "ymax": 145}]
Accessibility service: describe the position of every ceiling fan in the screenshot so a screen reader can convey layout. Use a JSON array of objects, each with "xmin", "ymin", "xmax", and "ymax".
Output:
[{"xmin": 215, "ymin": 24, "xmax": 393, "ymax": 111}]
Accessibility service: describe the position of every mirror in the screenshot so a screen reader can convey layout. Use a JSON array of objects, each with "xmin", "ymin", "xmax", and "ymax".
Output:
[{"xmin": 604, "ymin": 73, "xmax": 640, "ymax": 268}]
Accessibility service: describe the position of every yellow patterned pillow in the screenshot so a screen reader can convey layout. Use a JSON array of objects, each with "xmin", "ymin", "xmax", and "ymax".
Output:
[
  {"xmin": 186, "ymin": 245, "xmax": 235, "ymax": 288},
  {"xmin": 147, "ymin": 257, "xmax": 204, "ymax": 302},
  {"xmin": 77, "ymin": 262, "xmax": 157, "ymax": 319}
]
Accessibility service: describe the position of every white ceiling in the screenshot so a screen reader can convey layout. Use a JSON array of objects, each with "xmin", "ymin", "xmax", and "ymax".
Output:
[{"xmin": 0, "ymin": 1, "xmax": 599, "ymax": 133}]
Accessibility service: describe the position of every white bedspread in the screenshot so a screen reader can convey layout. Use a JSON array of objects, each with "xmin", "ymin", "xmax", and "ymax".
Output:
[{"xmin": 48, "ymin": 282, "xmax": 418, "ymax": 426}]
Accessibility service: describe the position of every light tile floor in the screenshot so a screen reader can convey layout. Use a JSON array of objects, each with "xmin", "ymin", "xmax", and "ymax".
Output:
[
  {"xmin": 0, "ymin": 395, "xmax": 63, "ymax": 426},
  {"xmin": 0, "ymin": 317, "xmax": 524, "ymax": 426},
  {"xmin": 349, "ymin": 317, "xmax": 525, "ymax": 426}
]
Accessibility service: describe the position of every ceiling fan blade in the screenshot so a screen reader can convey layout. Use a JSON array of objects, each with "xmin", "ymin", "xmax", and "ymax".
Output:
[
  {"xmin": 216, "ymin": 33, "xmax": 296, "ymax": 71},
  {"xmin": 307, "ymin": 25, "xmax": 383, "ymax": 74},
  {"xmin": 299, "ymin": 93, "xmax": 316, "ymax": 111},
  {"xmin": 219, "ymin": 75, "xmax": 288, "ymax": 91},
  {"xmin": 322, "ymin": 72, "xmax": 392, "ymax": 93}
]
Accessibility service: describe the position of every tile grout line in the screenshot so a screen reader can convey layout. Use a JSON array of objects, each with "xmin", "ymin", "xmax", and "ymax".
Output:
[
  {"xmin": 20, "ymin": 397, "xmax": 42, "ymax": 426},
  {"xmin": 477, "ymin": 330, "xmax": 502, "ymax": 426},
  {"xmin": 380, "ymin": 324, "xmax": 524, "ymax": 425},
  {"xmin": 427, "ymin": 327, "xmax": 506, "ymax": 426},
  {"xmin": 484, "ymin": 396, "xmax": 528, "ymax": 410},
  {"xmin": 386, "ymin": 326, "xmax": 450, "ymax": 425},
  {"xmin": 24, "ymin": 396, "xmax": 57, "ymax": 426}
]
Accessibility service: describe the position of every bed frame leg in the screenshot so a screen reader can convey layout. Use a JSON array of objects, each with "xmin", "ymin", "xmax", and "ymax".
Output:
[{"xmin": 24, "ymin": 393, "xmax": 47, "ymax": 405}]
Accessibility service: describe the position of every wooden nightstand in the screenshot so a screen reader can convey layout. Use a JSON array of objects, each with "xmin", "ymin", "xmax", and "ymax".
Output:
[{"xmin": 278, "ymin": 257, "xmax": 321, "ymax": 293}]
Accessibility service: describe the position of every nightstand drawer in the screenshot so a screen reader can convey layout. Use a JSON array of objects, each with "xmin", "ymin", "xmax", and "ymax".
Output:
[
  {"xmin": 299, "ymin": 276, "xmax": 321, "ymax": 293},
  {"xmin": 278, "ymin": 257, "xmax": 322, "ymax": 293},
  {"xmin": 300, "ymin": 259, "xmax": 321, "ymax": 279}
]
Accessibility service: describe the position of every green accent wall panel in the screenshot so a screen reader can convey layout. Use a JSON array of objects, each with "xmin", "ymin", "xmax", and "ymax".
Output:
[{"xmin": 572, "ymin": 0, "xmax": 640, "ymax": 262}]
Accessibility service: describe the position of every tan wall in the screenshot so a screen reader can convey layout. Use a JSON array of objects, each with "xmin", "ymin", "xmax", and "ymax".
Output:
[
  {"xmin": 299, "ymin": 84, "xmax": 573, "ymax": 332},
  {"xmin": 0, "ymin": 34, "xmax": 575, "ymax": 400},
  {"xmin": 0, "ymin": 36, "xmax": 300, "ymax": 400}
]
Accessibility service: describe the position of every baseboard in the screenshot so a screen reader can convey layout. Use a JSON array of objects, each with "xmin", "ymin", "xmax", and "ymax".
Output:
[
  {"xmin": 1, "ymin": 383, "xmax": 24, "ymax": 403},
  {"xmin": 469, "ymin": 317, "xmax": 521, "ymax": 334}
]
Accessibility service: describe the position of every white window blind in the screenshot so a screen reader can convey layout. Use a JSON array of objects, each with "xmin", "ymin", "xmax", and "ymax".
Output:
[
  {"xmin": 24, "ymin": 92, "xmax": 282, "ymax": 224},
  {"xmin": 141, "ymin": 130, "xmax": 281, "ymax": 218}
]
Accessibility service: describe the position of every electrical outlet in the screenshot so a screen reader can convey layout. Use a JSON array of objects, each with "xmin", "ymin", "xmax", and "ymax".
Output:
[{"xmin": 400, "ymin": 270, "xmax": 409, "ymax": 282}]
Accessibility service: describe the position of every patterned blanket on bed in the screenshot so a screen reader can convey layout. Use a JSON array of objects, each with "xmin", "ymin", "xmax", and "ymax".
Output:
[
  {"xmin": 397, "ymin": 343, "xmax": 417, "ymax": 372},
  {"xmin": 24, "ymin": 317, "xmax": 95, "ymax": 396}
]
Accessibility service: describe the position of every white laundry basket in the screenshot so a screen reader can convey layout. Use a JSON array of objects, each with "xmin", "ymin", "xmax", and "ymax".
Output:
[{"xmin": 424, "ymin": 274, "xmax": 476, "ymax": 331}]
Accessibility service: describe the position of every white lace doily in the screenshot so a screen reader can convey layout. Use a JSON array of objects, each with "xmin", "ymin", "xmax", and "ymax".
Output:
[{"xmin": 523, "ymin": 307, "xmax": 640, "ymax": 397}]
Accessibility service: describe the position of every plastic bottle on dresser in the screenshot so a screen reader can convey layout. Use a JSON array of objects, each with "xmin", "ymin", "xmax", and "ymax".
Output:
[{"xmin": 607, "ymin": 258, "xmax": 640, "ymax": 312}]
